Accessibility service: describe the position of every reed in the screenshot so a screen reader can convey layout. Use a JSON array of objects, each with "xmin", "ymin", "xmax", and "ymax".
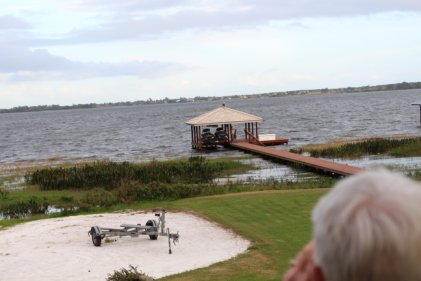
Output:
[
  {"xmin": 0, "ymin": 197, "xmax": 49, "ymax": 219},
  {"xmin": 290, "ymin": 137, "xmax": 421, "ymax": 159},
  {"xmin": 25, "ymin": 157, "xmax": 249, "ymax": 190}
]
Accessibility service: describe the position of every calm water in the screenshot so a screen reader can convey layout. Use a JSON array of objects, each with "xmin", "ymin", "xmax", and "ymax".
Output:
[{"xmin": 1, "ymin": 89, "xmax": 421, "ymax": 164}]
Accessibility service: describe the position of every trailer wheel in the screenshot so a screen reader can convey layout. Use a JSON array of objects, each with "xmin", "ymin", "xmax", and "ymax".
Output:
[
  {"xmin": 146, "ymin": 220, "xmax": 158, "ymax": 240},
  {"xmin": 90, "ymin": 226, "xmax": 102, "ymax": 246}
]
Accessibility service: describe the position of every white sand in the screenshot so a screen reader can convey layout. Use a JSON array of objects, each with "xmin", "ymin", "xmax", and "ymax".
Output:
[{"xmin": 0, "ymin": 211, "xmax": 250, "ymax": 280}]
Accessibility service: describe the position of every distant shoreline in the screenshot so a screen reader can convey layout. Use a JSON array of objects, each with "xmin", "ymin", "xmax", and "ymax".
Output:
[{"xmin": 1, "ymin": 81, "xmax": 420, "ymax": 114}]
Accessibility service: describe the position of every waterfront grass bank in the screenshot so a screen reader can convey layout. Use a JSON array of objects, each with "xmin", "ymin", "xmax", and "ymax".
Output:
[
  {"xmin": 0, "ymin": 157, "xmax": 335, "ymax": 220},
  {"xmin": 291, "ymin": 136, "xmax": 421, "ymax": 159}
]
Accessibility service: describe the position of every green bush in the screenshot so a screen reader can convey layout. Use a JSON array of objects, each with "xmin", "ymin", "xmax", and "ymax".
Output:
[
  {"xmin": 59, "ymin": 195, "xmax": 74, "ymax": 203},
  {"xmin": 83, "ymin": 188, "xmax": 117, "ymax": 208},
  {"xmin": 112, "ymin": 181, "xmax": 143, "ymax": 203},
  {"xmin": 0, "ymin": 196, "xmax": 49, "ymax": 219},
  {"xmin": 106, "ymin": 265, "xmax": 154, "ymax": 281},
  {"xmin": 0, "ymin": 188, "xmax": 9, "ymax": 199}
]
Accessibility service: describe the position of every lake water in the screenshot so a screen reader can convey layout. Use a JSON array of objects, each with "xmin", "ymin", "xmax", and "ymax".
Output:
[{"xmin": 1, "ymin": 89, "xmax": 421, "ymax": 166}]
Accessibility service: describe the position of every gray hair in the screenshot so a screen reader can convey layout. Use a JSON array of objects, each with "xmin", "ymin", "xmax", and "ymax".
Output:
[{"xmin": 312, "ymin": 170, "xmax": 421, "ymax": 281}]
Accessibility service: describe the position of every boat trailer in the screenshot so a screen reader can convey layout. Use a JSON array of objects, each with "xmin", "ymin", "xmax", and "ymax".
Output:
[{"xmin": 88, "ymin": 210, "xmax": 180, "ymax": 254}]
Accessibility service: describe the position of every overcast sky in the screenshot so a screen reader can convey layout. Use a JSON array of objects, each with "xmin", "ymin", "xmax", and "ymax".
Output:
[{"xmin": 1, "ymin": 0, "xmax": 421, "ymax": 108}]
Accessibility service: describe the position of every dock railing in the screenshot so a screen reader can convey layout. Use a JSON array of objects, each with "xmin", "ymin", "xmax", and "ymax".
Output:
[{"xmin": 245, "ymin": 130, "xmax": 265, "ymax": 146}]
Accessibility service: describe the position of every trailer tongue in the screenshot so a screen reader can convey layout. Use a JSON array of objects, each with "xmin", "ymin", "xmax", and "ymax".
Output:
[{"xmin": 88, "ymin": 210, "xmax": 180, "ymax": 254}]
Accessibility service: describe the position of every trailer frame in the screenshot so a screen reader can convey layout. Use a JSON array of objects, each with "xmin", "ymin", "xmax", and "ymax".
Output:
[{"xmin": 88, "ymin": 210, "xmax": 179, "ymax": 254}]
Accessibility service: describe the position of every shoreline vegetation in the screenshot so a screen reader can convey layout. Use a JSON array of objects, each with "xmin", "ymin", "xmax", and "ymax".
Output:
[
  {"xmin": 1, "ymin": 81, "xmax": 420, "ymax": 113},
  {"xmin": 0, "ymin": 157, "xmax": 335, "ymax": 221},
  {"xmin": 290, "ymin": 136, "xmax": 421, "ymax": 159}
]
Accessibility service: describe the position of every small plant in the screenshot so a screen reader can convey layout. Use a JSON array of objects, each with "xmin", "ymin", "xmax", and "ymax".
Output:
[
  {"xmin": 104, "ymin": 237, "xmax": 117, "ymax": 244},
  {"xmin": 106, "ymin": 265, "xmax": 155, "ymax": 281},
  {"xmin": 0, "ymin": 188, "xmax": 9, "ymax": 199},
  {"xmin": 59, "ymin": 195, "xmax": 74, "ymax": 202}
]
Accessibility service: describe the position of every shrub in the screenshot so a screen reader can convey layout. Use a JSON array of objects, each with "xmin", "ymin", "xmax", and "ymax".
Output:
[
  {"xmin": 112, "ymin": 181, "xmax": 142, "ymax": 203},
  {"xmin": 0, "ymin": 196, "xmax": 49, "ymax": 219},
  {"xmin": 106, "ymin": 265, "xmax": 154, "ymax": 281},
  {"xmin": 59, "ymin": 195, "xmax": 74, "ymax": 203},
  {"xmin": 0, "ymin": 188, "xmax": 9, "ymax": 199},
  {"xmin": 83, "ymin": 188, "xmax": 117, "ymax": 208}
]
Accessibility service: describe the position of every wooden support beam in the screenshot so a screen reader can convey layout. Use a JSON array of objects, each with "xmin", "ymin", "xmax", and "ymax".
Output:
[
  {"xmin": 256, "ymin": 122, "xmax": 259, "ymax": 141},
  {"xmin": 244, "ymin": 123, "xmax": 248, "ymax": 141},
  {"xmin": 190, "ymin": 126, "xmax": 194, "ymax": 147}
]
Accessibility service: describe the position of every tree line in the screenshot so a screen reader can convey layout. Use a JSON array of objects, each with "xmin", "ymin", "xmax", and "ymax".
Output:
[{"xmin": 2, "ymin": 81, "xmax": 421, "ymax": 114}]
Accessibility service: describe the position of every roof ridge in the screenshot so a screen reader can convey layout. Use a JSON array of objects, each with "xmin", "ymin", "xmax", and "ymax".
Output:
[{"xmin": 186, "ymin": 106, "xmax": 263, "ymax": 125}]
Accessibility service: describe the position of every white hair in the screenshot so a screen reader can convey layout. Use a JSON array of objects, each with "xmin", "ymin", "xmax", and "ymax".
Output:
[{"xmin": 312, "ymin": 169, "xmax": 421, "ymax": 281}]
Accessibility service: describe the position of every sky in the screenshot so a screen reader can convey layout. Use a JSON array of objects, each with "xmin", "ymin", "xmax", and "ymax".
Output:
[{"xmin": 0, "ymin": 0, "xmax": 421, "ymax": 108}]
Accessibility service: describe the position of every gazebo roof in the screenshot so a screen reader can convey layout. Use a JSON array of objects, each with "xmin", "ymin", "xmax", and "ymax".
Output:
[{"xmin": 186, "ymin": 105, "xmax": 263, "ymax": 126}]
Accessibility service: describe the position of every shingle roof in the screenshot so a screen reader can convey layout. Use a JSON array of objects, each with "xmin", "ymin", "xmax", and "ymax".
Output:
[{"xmin": 186, "ymin": 105, "xmax": 263, "ymax": 125}]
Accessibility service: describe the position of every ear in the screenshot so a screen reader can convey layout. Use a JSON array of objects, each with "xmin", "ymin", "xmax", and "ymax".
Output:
[{"xmin": 313, "ymin": 266, "xmax": 326, "ymax": 281}]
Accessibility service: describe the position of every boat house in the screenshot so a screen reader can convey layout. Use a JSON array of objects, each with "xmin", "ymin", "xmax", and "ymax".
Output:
[
  {"xmin": 186, "ymin": 104, "xmax": 287, "ymax": 149},
  {"xmin": 186, "ymin": 105, "xmax": 363, "ymax": 177}
]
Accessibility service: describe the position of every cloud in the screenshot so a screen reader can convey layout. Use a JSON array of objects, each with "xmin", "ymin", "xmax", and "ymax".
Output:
[
  {"xmin": 2, "ymin": 1, "xmax": 420, "ymax": 46},
  {"xmin": 0, "ymin": 46, "xmax": 187, "ymax": 81},
  {"xmin": 0, "ymin": 46, "xmax": 71, "ymax": 72},
  {"xmin": 71, "ymin": 0, "xmax": 421, "ymax": 16},
  {"xmin": 0, "ymin": 15, "xmax": 31, "ymax": 29},
  {"xmin": 32, "ymin": 0, "xmax": 421, "ymax": 45},
  {"xmin": 68, "ymin": 0, "xmax": 190, "ymax": 12}
]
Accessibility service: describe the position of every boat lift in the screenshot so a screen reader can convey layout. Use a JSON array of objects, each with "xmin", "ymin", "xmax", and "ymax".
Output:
[{"xmin": 88, "ymin": 210, "xmax": 180, "ymax": 254}]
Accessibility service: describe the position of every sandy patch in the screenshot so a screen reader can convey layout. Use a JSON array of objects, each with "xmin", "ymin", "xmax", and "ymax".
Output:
[{"xmin": 0, "ymin": 211, "xmax": 249, "ymax": 280}]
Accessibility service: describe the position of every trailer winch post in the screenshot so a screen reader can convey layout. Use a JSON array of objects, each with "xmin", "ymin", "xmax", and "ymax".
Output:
[
  {"xmin": 159, "ymin": 210, "xmax": 166, "ymax": 235},
  {"xmin": 167, "ymin": 228, "xmax": 172, "ymax": 254}
]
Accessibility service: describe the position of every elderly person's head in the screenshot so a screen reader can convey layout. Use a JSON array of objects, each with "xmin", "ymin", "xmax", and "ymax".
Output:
[{"xmin": 285, "ymin": 170, "xmax": 421, "ymax": 281}]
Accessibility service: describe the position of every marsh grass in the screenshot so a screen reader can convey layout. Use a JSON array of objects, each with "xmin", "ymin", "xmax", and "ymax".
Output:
[
  {"xmin": 291, "ymin": 137, "xmax": 421, "ymax": 159},
  {"xmin": 2, "ymin": 157, "xmax": 259, "ymax": 215},
  {"xmin": 26, "ymin": 157, "xmax": 251, "ymax": 190},
  {"xmin": 1, "ymin": 197, "xmax": 49, "ymax": 219}
]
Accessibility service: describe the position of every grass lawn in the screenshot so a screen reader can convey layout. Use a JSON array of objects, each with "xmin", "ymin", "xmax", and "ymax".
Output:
[{"xmin": 154, "ymin": 189, "xmax": 327, "ymax": 281}]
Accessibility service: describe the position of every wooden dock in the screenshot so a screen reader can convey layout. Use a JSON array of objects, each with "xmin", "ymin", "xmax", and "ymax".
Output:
[{"xmin": 230, "ymin": 141, "xmax": 363, "ymax": 176}]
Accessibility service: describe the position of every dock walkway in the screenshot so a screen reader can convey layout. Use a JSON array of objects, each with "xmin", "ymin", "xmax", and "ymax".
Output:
[{"xmin": 230, "ymin": 141, "xmax": 363, "ymax": 176}]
